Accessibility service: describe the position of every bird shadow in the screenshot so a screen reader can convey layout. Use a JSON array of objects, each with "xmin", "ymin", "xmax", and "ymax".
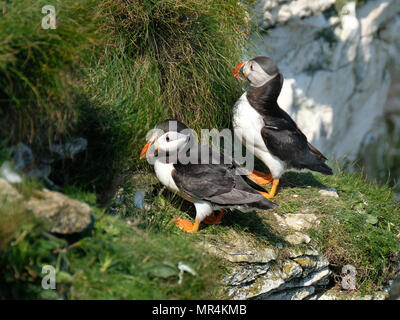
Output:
[
  {"xmin": 222, "ymin": 209, "xmax": 290, "ymax": 246},
  {"xmin": 279, "ymin": 171, "xmax": 327, "ymax": 189},
  {"xmin": 253, "ymin": 155, "xmax": 329, "ymax": 190}
]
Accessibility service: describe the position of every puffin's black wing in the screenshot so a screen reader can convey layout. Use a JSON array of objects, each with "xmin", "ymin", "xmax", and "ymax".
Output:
[
  {"xmin": 261, "ymin": 108, "xmax": 332, "ymax": 175},
  {"xmin": 171, "ymin": 147, "xmax": 275, "ymax": 207},
  {"xmin": 172, "ymin": 162, "xmax": 263, "ymax": 204},
  {"xmin": 261, "ymin": 108, "xmax": 309, "ymax": 161}
]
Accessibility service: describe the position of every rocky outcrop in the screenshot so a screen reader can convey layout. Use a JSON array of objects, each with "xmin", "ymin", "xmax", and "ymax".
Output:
[
  {"xmin": 253, "ymin": 0, "xmax": 400, "ymax": 184},
  {"xmin": 201, "ymin": 212, "xmax": 332, "ymax": 300},
  {"xmin": 224, "ymin": 245, "xmax": 331, "ymax": 300},
  {"xmin": 25, "ymin": 189, "xmax": 94, "ymax": 235},
  {"xmin": 0, "ymin": 178, "xmax": 93, "ymax": 235}
]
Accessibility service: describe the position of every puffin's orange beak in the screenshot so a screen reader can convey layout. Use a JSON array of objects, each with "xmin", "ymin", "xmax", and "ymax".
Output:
[
  {"xmin": 140, "ymin": 137, "xmax": 156, "ymax": 159},
  {"xmin": 233, "ymin": 61, "xmax": 247, "ymax": 80}
]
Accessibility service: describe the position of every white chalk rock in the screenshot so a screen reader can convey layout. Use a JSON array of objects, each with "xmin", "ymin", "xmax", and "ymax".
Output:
[{"xmin": 255, "ymin": 0, "xmax": 400, "ymax": 175}]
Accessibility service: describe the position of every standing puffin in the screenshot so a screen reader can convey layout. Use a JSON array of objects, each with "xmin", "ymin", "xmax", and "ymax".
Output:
[
  {"xmin": 140, "ymin": 119, "xmax": 277, "ymax": 233},
  {"xmin": 232, "ymin": 56, "xmax": 333, "ymax": 198}
]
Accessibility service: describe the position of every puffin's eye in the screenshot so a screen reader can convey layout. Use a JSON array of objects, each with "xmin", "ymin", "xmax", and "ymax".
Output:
[
  {"xmin": 166, "ymin": 135, "xmax": 170, "ymax": 142},
  {"xmin": 250, "ymin": 64, "xmax": 254, "ymax": 71}
]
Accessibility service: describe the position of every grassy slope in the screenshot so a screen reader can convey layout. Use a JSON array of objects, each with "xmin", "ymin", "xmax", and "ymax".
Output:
[
  {"xmin": 2, "ymin": 163, "xmax": 399, "ymax": 299},
  {"xmin": 106, "ymin": 161, "xmax": 400, "ymax": 295},
  {"xmin": 1, "ymin": 0, "xmax": 399, "ymax": 299},
  {"xmin": 0, "ymin": 0, "xmax": 251, "ymax": 299}
]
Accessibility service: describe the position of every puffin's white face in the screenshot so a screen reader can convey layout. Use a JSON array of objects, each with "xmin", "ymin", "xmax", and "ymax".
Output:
[
  {"xmin": 241, "ymin": 60, "xmax": 278, "ymax": 87},
  {"xmin": 153, "ymin": 131, "xmax": 190, "ymax": 154}
]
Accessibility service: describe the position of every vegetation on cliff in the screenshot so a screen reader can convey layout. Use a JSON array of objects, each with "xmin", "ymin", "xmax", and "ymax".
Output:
[{"xmin": 0, "ymin": 0, "xmax": 398, "ymax": 299}]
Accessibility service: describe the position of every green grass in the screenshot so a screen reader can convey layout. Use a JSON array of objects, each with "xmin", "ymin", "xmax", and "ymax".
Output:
[
  {"xmin": 0, "ymin": 0, "xmax": 101, "ymax": 148},
  {"xmin": 104, "ymin": 162, "xmax": 400, "ymax": 295},
  {"xmin": 0, "ymin": 184, "xmax": 223, "ymax": 299},
  {"xmin": 1, "ymin": 0, "xmax": 398, "ymax": 300},
  {"xmin": 0, "ymin": 0, "xmax": 253, "ymax": 299},
  {"xmin": 275, "ymin": 166, "xmax": 400, "ymax": 294},
  {"xmin": 0, "ymin": 0, "xmax": 252, "ymax": 194},
  {"xmin": 1, "ymin": 159, "xmax": 399, "ymax": 298}
]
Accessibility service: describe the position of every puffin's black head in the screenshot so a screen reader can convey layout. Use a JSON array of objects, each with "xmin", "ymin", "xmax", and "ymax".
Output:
[
  {"xmin": 155, "ymin": 119, "xmax": 188, "ymax": 133},
  {"xmin": 233, "ymin": 56, "xmax": 282, "ymax": 88},
  {"xmin": 251, "ymin": 56, "xmax": 280, "ymax": 77}
]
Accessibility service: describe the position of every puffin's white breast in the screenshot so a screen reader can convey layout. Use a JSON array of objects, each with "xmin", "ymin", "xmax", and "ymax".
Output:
[
  {"xmin": 233, "ymin": 93, "xmax": 266, "ymax": 151},
  {"xmin": 154, "ymin": 160, "xmax": 180, "ymax": 193},
  {"xmin": 232, "ymin": 92, "xmax": 286, "ymax": 179}
]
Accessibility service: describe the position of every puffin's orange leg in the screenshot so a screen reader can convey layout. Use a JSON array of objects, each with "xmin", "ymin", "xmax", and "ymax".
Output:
[
  {"xmin": 257, "ymin": 179, "xmax": 280, "ymax": 199},
  {"xmin": 172, "ymin": 218, "xmax": 200, "ymax": 233},
  {"xmin": 249, "ymin": 170, "xmax": 273, "ymax": 185},
  {"xmin": 204, "ymin": 209, "xmax": 226, "ymax": 225}
]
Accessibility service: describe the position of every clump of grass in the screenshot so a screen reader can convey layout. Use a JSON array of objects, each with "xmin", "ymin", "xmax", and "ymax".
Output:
[
  {"xmin": 0, "ymin": 196, "xmax": 64, "ymax": 299},
  {"xmin": 307, "ymin": 166, "xmax": 400, "ymax": 293},
  {"xmin": 68, "ymin": 0, "xmax": 252, "ymax": 191},
  {"xmin": 104, "ymin": 0, "xmax": 251, "ymax": 130},
  {"xmin": 1, "ymin": 0, "xmax": 252, "ymax": 194},
  {"xmin": 67, "ymin": 211, "xmax": 221, "ymax": 299},
  {"xmin": 0, "ymin": 0, "xmax": 102, "ymax": 149}
]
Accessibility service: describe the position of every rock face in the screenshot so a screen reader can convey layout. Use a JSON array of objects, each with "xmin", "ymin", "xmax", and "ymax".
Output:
[
  {"xmin": 202, "ymin": 213, "xmax": 331, "ymax": 300},
  {"xmin": 253, "ymin": 0, "xmax": 400, "ymax": 183},
  {"xmin": 227, "ymin": 251, "xmax": 330, "ymax": 300},
  {"xmin": 0, "ymin": 178, "xmax": 93, "ymax": 235}
]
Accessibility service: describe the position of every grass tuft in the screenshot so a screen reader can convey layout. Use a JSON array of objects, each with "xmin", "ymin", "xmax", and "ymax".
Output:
[{"xmin": 0, "ymin": 0, "xmax": 252, "ymax": 194}]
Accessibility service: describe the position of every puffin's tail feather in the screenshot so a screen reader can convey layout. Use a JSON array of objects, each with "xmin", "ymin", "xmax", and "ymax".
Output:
[{"xmin": 251, "ymin": 198, "xmax": 278, "ymax": 210}]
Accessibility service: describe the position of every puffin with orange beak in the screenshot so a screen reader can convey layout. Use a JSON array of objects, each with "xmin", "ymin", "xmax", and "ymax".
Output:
[
  {"xmin": 232, "ymin": 56, "xmax": 333, "ymax": 198},
  {"xmin": 140, "ymin": 119, "xmax": 277, "ymax": 233}
]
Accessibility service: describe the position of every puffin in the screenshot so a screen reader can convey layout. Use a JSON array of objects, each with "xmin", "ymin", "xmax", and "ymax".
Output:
[
  {"xmin": 140, "ymin": 119, "xmax": 277, "ymax": 233},
  {"xmin": 232, "ymin": 56, "xmax": 333, "ymax": 198}
]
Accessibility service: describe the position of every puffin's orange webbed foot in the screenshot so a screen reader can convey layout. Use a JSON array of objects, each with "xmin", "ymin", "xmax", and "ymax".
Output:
[
  {"xmin": 249, "ymin": 170, "xmax": 273, "ymax": 185},
  {"xmin": 172, "ymin": 217, "xmax": 200, "ymax": 233},
  {"xmin": 203, "ymin": 209, "xmax": 226, "ymax": 225},
  {"xmin": 256, "ymin": 179, "xmax": 280, "ymax": 199}
]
